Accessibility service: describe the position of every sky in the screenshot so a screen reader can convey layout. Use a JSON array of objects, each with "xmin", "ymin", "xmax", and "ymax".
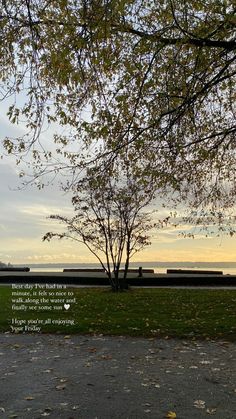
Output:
[{"xmin": 0, "ymin": 104, "xmax": 235, "ymax": 265}]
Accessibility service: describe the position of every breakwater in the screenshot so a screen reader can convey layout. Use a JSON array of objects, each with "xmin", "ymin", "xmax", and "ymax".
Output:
[{"xmin": 0, "ymin": 271, "xmax": 236, "ymax": 286}]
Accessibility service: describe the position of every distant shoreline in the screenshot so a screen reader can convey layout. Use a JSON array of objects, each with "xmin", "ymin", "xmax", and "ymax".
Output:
[{"xmin": 15, "ymin": 261, "xmax": 236, "ymax": 267}]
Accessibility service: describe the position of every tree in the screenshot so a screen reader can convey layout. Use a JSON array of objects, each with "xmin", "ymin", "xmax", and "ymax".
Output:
[
  {"xmin": 0, "ymin": 1, "xmax": 235, "ymax": 210},
  {"xmin": 43, "ymin": 161, "xmax": 157, "ymax": 291}
]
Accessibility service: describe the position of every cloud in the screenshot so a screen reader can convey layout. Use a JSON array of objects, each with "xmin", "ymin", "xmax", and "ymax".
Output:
[
  {"xmin": 26, "ymin": 252, "xmax": 90, "ymax": 262},
  {"xmin": 0, "ymin": 163, "xmax": 73, "ymax": 237},
  {"xmin": 19, "ymin": 203, "xmax": 72, "ymax": 218}
]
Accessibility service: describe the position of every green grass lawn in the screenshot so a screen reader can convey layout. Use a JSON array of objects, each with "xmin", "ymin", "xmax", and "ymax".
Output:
[{"xmin": 0, "ymin": 287, "xmax": 236, "ymax": 340}]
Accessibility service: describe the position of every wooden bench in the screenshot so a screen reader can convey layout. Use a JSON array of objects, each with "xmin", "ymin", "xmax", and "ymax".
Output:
[
  {"xmin": 118, "ymin": 268, "xmax": 154, "ymax": 277},
  {"xmin": 63, "ymin": 268, "xmax": 105, "ymax": 272},
  {"xmin": 166, "ymin": 269, "xmax": 223, "ymax": 275},
  {"xmin": 0, "ymin": 267, "xmax": 30, "ymax": 272},
  {"xmin": 119, "ymin": 269, "xmax": 154, "ymax": 273}
]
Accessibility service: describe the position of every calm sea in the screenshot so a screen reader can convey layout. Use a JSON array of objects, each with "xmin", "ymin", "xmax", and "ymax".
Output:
[{"xmin": 16, "ymin": 262, "xmax": 236, "ymax": 275}]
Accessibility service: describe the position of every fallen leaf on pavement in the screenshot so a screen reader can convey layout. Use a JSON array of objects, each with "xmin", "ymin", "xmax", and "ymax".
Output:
[
  {"xmin": 85, "ymin": 362, "xmax": 91, "ymax": 367},
  {"xmin": 101, "ymin": 355, "xmax": 112, "ymax": 360},
  {"xmin": 55, "ymin": 384, "xmax": 66, "ymax": 390},
  {"xmin": 43, "ymin": 408, "xmax": 52, "ymax": 413},
  {"xmin": 199, "ymin": 360, "xmax": 211, "ymax": 364},
  {"xmin": 166, "ymin": 411, "xmax": 177, "ymax": 418},
  {"xmin": 206, "ymin": 408, "xmax": 217, "ymax": 415},
  {"xmin": 194, "ymin": 400, "xmax": 205, "ymax": 409}
]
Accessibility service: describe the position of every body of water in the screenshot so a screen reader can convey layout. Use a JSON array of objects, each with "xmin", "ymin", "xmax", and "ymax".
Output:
[{"xmin": 15, "ymin": 262, "xmax": 236, "ymax": 275}]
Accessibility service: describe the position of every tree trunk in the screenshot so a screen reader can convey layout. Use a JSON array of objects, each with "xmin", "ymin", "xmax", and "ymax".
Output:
[
  {"xmin": 106, "ymin": 270, "xmax": 118, "ymax": 292},
  {"xmin": 122, "ymin": 238, "xmax": 130, "ymax": 291},
  {"xmin": 111, "ymin": 268, "xmax": 128, "ymax": 292},
  {"xmin": 122, "ymin": 259, "xmax": 129, "ymax": 291},
  {"xmin": 112, "ymin": 269, "xmax": 120, "ymax": 292}
]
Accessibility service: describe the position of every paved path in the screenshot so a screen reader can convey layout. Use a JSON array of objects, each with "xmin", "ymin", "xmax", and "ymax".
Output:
[{"xmin": 0, "ymin": 334, "xmax": 235, "ymax": 418}]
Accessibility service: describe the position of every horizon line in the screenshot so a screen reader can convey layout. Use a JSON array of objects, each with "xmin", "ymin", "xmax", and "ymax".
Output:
[{"xmin": 15, "ymin": 260, "xmax": 236, "ymax": 265}]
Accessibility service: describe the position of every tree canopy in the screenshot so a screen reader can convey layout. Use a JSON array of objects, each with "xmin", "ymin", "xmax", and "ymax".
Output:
[{"xmin": 0, "ymin": 1, "xmax": 235, "ymax": 209}]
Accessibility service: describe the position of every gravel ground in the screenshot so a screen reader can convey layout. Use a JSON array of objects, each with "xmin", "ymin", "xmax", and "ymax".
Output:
[{"xmin": 0, "ymin": 334, "xmax": 235, "ymax": 419}]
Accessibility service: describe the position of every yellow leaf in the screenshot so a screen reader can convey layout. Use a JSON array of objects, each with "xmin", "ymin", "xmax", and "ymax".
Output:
[{"xmin": 166, "ymin": 412, "xmax": 177, "ymax": 418}]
